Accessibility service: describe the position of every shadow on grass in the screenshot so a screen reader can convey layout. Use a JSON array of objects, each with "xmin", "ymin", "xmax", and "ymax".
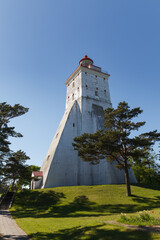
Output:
[
  {"xmin": 133, "ymin": 183, "xmax": 160, "ymax": 191},
  {"xmin": 132, "ymin": 194, "xmax": 160, "ymax": 207},
  {"xmin": 29, "ymin": 224, "xmax": 152, "ymax": 240},
  {"xmin": 11, "ymin": 189, "xmax": 160, "ymax": 219},
  {"xmin": 14, "ymin": 189, "xmax": 66, "ymax": 209},
  {"xmin": 0, "ymin": 235, "xmax": 29, "ymax": 239}
]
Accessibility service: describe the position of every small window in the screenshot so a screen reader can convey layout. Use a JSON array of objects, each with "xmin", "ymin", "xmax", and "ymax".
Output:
[
  {"xmin": 95, "ymin": 91, "xmax": 98, "ymax": 96},
  {"xmin": 72, "ymin": 94, "xmax": 74, "ymax": 100},
  {"xmin": 95, "ymin": 75, "xmax": 97, "ymax": 78},
  {"xmin": 77, "ymin": 87, "xmax": 79, "ymax": 91},
  {"xmin": 85, "ymin": 72, "xmax": 87, "ymax": 74},
  {"xmin": 96, "ymin": 87, "xmax": 98, "ymax": 90},
  {"xmin": 73, "ymin": 123, "xmax": 75, "ymax": 127},
  {"xmin": 104, "ymin": 78, "xmax": 105, "ymax": 80},
  {"xmin": 104, "ymin": 90, "xmax": 106, "ymax": 93},
  {"xmin": 56, "ymin": 133, "xmax": 59, "ymax": 138},
  {"xmin": 68, "ymin": 96, "xmax": 69, "ymax": 99},
  {"xmin": 72, "ymin": 82, "xmax": 75, "ymax": 88},
  {"xmin": 86, "ymin": 85, "xmax": 88, "ymax": 89}
]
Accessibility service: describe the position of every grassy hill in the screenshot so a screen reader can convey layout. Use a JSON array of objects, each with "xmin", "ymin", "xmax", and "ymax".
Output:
[{"xmin": 10, "ymin": 184, "xmax": 160, "ymax": 240}]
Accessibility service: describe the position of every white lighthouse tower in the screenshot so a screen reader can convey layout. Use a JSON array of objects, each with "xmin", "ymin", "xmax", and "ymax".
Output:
[{"xmin": 39, "ymin": 55, "xmax": 136, "ymax": 188}]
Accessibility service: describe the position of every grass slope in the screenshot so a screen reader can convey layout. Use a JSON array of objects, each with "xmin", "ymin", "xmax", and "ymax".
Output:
[{"xmin": 10, "ymin": 184, "xmax": 160, "ymax": 240}]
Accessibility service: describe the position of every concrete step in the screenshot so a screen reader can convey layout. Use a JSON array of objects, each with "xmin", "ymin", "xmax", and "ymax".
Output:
[{"xmin": 0, "ymin": 192, "xmax": 15, "ymax": 210}]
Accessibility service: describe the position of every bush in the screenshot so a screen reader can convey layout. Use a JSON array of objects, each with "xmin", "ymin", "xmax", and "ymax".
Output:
[{"xmin": 119, "ymin": 210, "xmax": 160, "ymax": 226}]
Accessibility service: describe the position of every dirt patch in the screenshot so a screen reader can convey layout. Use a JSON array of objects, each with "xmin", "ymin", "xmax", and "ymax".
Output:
[{"xmin": 105, "ymin": 220, "xmax": 160, "ymax": 233}]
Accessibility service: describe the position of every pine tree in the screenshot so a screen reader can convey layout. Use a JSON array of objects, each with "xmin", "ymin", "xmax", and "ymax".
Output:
[
  {"xmin": 0, "ymin": 102, "xmax": 28, "ymax": 178},
  {"xmin": 130, "ymin": 150, "xmax": 160, "ymax": 185},
  {"xmin": 73, "ymin": 102, "xmax": 160, "ymax": 196},
  {"xmin": 4, "ymin": 150, "xmax": 30, "ymax": 191}
]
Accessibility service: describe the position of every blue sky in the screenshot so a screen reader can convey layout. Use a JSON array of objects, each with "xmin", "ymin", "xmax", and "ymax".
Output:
[{"xmin": 0, "ymin": 0, "xmax": 160, "ymax": 167}]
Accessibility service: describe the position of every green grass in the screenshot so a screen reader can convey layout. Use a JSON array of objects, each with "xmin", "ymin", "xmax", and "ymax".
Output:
[{"xmin": 10, "ymin": 184, "xmax": 160, "ymax": 240}]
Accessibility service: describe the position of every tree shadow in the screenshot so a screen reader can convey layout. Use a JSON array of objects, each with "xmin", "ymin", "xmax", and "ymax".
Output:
[
  {"xmin": 29, "ymin": 224, "xmax": 152, "ymax": 240},
  {"xmin": 0, "ymin": 235, "xmax": 29, "ymax": 240},
  {"xmin": 14, "ymin": 189, "xmax": 65, "ymax": 209},
  {"xmin": 11, "ymin": 189, "xmax": 66, "ymax": 218},
  {"xmin": 12, "ymin": 194, "xmax": 101, "ymax": 218},
  {"xmin": 132, "ymin": 183, "xmax": 160, "ymax": 191},
  {"xmin": 11, "ymin": 190, "xmax": 160, "ymax": 219},
  {"xmin": 131, "ymin": 194, "xmax": 160, "ymax": 209},
  {"xmin": 49, "ymin": 195, "xmax": 96, "ymax": 215}
]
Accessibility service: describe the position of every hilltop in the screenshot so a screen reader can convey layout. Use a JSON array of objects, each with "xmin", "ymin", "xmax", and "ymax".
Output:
[{"xmin": 10, "ymin": 184, "xmax": 160, "ymax": 240}]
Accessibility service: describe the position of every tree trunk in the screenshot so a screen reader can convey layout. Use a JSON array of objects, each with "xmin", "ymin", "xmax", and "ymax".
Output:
[
  {"xmin": 124, "ymin": 164, "xmax": 131, "ymax": 196},
  {"xmin": 148, "ymin": 164, "xmax": 152, "ymax": 184},
  {"xmin": 11, "ymin": 179, "xmax": 16, "ymax": 191}
]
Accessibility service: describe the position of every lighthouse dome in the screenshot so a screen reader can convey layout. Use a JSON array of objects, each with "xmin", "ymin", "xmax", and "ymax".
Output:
[{"xmin": 79, "ymin": 55, "xmax": 94, "ymax": 66}]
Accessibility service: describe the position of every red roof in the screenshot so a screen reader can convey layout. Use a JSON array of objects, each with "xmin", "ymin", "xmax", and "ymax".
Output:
[
  {"xmin": 32, "ymin": 171, "xmax": 43, "ymax": 177},
  {"xmin": 79, "ymin": 55, "xmax": 93, "ymax": 65}
]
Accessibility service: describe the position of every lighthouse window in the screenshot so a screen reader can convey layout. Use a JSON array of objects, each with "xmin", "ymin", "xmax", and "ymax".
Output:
[{"xmin": 72, "ymin": 94, "xmax": 74, "ymax": 100}]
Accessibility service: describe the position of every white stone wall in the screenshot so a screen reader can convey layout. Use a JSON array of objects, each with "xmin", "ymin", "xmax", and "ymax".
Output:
[
  {"xmin": 65, "ymin": 72, "xmax": 82, "ymax": 110},
  {"xmin": 81, "ymin": 71, "xmax": 111, "ymax": 107},
  {"xmin": 65, "ymin": 66, "xmax": 111, "ymax": 112},
  {"xmin": 31, "ymin": 178, "xmax": 43, "ymax": 190}
]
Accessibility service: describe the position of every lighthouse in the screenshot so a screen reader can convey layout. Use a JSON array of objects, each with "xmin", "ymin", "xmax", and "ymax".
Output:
[{"xmin": 39, "ymin": 56, "xmax": 136, "ymax": 188}]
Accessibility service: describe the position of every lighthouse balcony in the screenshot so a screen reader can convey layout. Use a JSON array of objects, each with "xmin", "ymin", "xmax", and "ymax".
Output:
[{"xmin": 88, "ymin": 64, "xmax": 101, "ymax": 72}]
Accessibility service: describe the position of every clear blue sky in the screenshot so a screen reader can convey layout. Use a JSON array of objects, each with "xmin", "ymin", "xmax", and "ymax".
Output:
[{"xmin": 0, "ymin": 0, "xmax": 160, "ymax": 167}]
